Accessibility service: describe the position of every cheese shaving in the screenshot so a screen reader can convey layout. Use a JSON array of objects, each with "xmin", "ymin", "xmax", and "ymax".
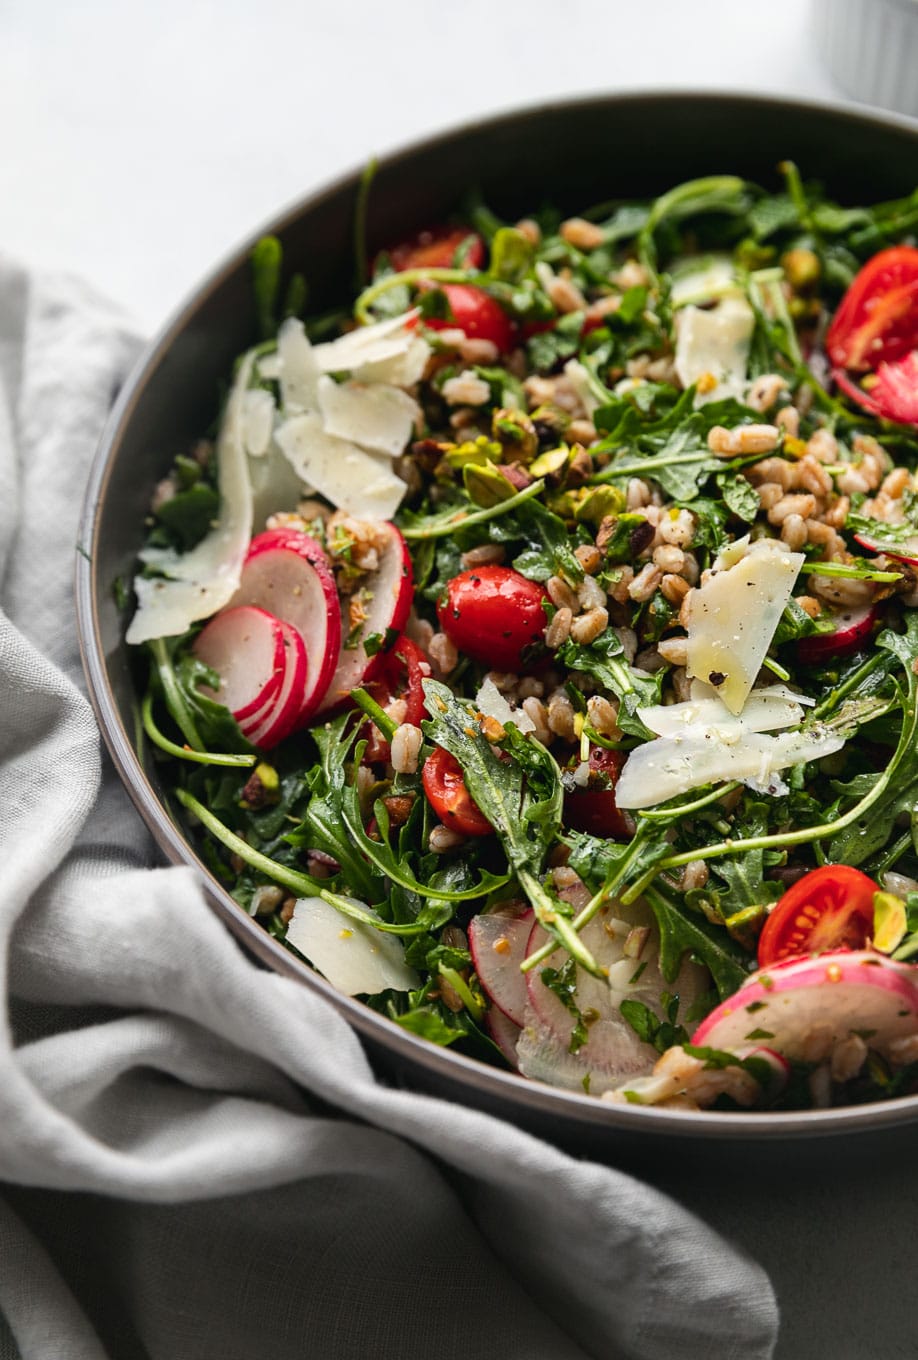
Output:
[
  {"xmin": 287, "ymin": 896, "xmax": 419, "ymax": 996},
  {"xmin": 275, "ymin": 412, "xmax": 406, "ymax": 522},
  {"xmin": 126, "ymin": 352, "xmax": 255, "ymax": 644}
]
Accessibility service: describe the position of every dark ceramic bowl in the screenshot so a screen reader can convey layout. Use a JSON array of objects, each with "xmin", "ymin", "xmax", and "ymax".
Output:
[{"xmin": 76, "ymin": 91, "xmax": 918, "ymax": 1167}]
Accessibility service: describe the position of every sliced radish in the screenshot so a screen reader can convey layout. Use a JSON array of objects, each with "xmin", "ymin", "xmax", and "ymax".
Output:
[
  {"xmin": 316, "ymin": 522, "xmax": 413, "ymax": 714},
  {"xmin": 468, "ymin": 909, "xmax": 533, "ymax": 1026},
  {"xmin": 240, "ymin": 620, "xmax": 308, "ymax": 750},
  {"xmin": 232, "ymin": 529, "xmax": 341, "ymax": 723},
  {"xmin": 517, "ymin": 908, "xmax": 708, "ymax": 1091},
  {"xmin": 797, "ymin": 602, "xmax": 879, "ymax": 664},
  {"xmin": 854, "ymin": 526, "xmax": 918, "ymax": 568},
  {"xmin": 692, "ymin": 949, "xmax": 918, "ymax": 1062},
  {"xmin": 192, "ymin": 605, "xmax": 285, "ymax": 724},
  {"xmin": 485, "ymin": 1006, "xmax": 522, "ymax": 1070}
]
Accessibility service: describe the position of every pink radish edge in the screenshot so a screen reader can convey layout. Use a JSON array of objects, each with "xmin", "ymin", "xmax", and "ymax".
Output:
[
  {"xmin": 692, "ymin": 949, "xmax": 918, "ymax": 1059},
  {"xmin": 235, "ymin": 529, "xmax": 341, "ymax": 722},
  {"xmin": 192, "ymin": 605, "xmax": 286, "ymax": 723},
  {"xmin": 241, "ymin": 621, "xmax": 308, "ymax": 750},
  {"xmin": 315, "ymin": 522, "xmax": 413, "ymax": 715},
  {"xmin": 468, "ymin": 909, "xmax": 534, "ymax": 1027}
]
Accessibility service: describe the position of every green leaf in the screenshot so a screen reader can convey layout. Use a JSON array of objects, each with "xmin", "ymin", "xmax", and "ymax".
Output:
[
  {"xmin": 645, "ymin": 884, "xmax": 750, "ymax": 1000},
  {"xmin": 715, "ymin": 471, "xmax": 759, "ymax": 523},
  {"xmin": 251, "ymin": 236, "xmax": 283, "ymax": 341},
  {"xmin": 557, "ymin": 628, "xmax": 663, "ymax": 738},
  {"xmin": 154, "ymin": 483, "xmax": 220, "ymax": 552},
  {"xmin": 488, "ymin": 227, "xmax": 535, "ymax": 284}
]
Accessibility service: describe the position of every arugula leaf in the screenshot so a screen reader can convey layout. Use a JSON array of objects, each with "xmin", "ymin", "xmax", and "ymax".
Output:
[
  {"xmin": 715, "ymin": 471, "xmax": 759, "ymax": 523},
  {"xmin": 620, "ymin": 995, "xmax": 689, "ymax": 1055},
  {"xmin": 154, "ymin": 483, "xmax": 220, "ymax": 552},
  {"xmin": 645, "ymin": 884, "xmax": 751, "ymax": 1000},
  {"xmin": 557, "ymin": 628, "xmax": 663, "ymax": 737},
  {"xmin": 829, "ymin": 620, "xmax": 918, "ymax": 864},
  {"xmin": 422, "ymin": 680, "xmax": 601, "ymax": 971}
]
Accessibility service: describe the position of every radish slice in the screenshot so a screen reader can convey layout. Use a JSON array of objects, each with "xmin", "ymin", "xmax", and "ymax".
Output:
[
  {"xmin": 797, "ymin": 603, "xmax": 879, "ymax": 664},
  {"xmin": 853, "ymin": 528, "xmax": 918, "ymax": 568},
  {"xmin": 232, "ymin": 529, "xmax": 341, "ymax": 723},
  {"xmin": 469, "ymin": 909, "xmax": 534, "ymax": 1026},
  {"xmin": 692, "ymin": 949, "xmax": 918, "ymax": 1061},
  {"xmin": 240, "ymin": 620, "xmax": 308, "ymax": 750},
  {"xmin": 192, "ymin": 606, "xmax": 285, "ymax": 723},
  {"xmin": 516, "ymin": 908, "xmax": 707, "ymax": 1092},
  {"xmin": 485, "ymin": 1006, "xmax": 522, "ymax": 1070},
  {"xmin": 316, "ymin": 522, "xmax": 413, "ymax": 713}
]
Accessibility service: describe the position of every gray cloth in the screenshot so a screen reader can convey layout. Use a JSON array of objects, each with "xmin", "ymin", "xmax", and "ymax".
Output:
[{"xmin": 0, "ymin": 259, "xmax": 779, "ymax": 1360}]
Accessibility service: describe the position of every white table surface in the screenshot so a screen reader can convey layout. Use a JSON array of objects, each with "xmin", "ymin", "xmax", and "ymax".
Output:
[
  {"xmin": 3, "ymin": 0, "xmax": 839, "ymax": 334},
  {"xmin": 3, "ymin": 3, "xmax": 913, "ymax": 1358}
]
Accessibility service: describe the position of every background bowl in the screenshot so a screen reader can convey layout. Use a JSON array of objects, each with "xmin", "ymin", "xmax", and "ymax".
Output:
[{"xmin": 77, "ymin": 90, "xmax": 918, "ymax": 1167}]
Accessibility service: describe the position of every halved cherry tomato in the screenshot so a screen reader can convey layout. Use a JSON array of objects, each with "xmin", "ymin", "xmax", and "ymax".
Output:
[
  {"xmin": 564, "ymin": 747, "xmax": 631, "ymax": 839},
  {"xmin": 423, "ymin": 284, "xmax": 515, "ymax": 354},
  {"xmin": 422, "ymin": 745, "xmax": 492, "ymax": 836},
  {"xmin": 756, "ymin": 864, "xmax": 878, "ymax": 967},
  {"xmin": 377, "ymin": 635, "xmax": 429, "ymax": 727},
  {"xmin": 387, "ymin": 225, "xmax": 485, "ymax": 273},
  {"xmin": 362, "ymin": 635, "xmax": 430, "ymax": 762},
  {"xmin": 826, "ymin": 245, "xmax": 918, "ymax": 372},
  {"xmin": 437, "ymin": 565, "xmax": 549, "ymax": 671},
  {"xmin": 835, "ymin": 353, "xmax": 918, "ymax": 425}
]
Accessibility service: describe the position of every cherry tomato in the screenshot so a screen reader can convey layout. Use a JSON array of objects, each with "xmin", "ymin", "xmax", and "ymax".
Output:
[
  {"xmin": 422, "ymin": 745, "xmax": 492, "ymax": 836},
  {"xmin": 826, "ymin": 245, "xmax": 918, "ymax": 372},
  {"xmin": 757, "ymin": 865, "xmax": 878, "ymax": 967},
  {"xmin": 387, "ymin": 225, "xmax": 485, "ymax": 273},
  {"xmin": 437, "ymin": 566, "xmax": 549, "ymax": 671},
  {"xmin": 834, "ymin": 354, "xmax": 918, "ymax": 425},
  {"xmin": 564, "ymin": 747, "xmax": 631, "ymax": 839},
  {"xmin": 363, "ymin": 635, "xmax": 430, "ymax": 762},
  {"xmin": 423, "ymin": 284, "xmax": 515, "ymax": 353}
]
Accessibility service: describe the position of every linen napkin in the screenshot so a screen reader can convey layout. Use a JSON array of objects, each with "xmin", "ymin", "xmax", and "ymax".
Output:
[{"xmin": 0, "ymin": 257, "xmax": 779, "ymax": 1360}]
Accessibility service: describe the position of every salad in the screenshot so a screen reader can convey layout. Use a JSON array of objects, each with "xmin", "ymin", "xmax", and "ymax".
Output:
[{"xmin": 127, "ymin": 165, "xmax": 918, "ymax": 1112}]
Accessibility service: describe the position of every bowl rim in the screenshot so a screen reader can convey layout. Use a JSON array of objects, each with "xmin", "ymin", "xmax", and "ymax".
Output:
[{"xmin": 76, "ymin": 87, "xmax": 918, "ymax": 1142}]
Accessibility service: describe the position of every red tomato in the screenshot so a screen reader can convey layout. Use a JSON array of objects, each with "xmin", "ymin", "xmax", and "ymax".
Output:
[
  {"xmin": 437, "ymin": 566, "xmax": 549, "ymax": 671},
  {"xmin": 424, "ymin": 284, "xmax": 515, "ymax": 353},
  {"xmin": 564, "ymin": 747, "xmax": 631, "ymax": 839},
  {"xmin": 387, "ymin": 225, "xmax": 485, "ymax": 273},
  {"xmin": 834, "ymin": 353, "xmax": 918, "ymax": 425},
  {"xmin": 362, "ymin": 635, "xmax": 430, "ymax": 762},
  {"xmin": 422, "ymin": 746, "xmax": 492, "ymax": 836},
  {"xmin": 826, "ymin": 245, "xmax": 918, "ymax": 372},
  {"xmin": 376, "ymin": 635, "xmax": 429, "ymax": 728},
  {"xmin": 757, "ymin": 865, "xmax": 878, "ymax": 967}
]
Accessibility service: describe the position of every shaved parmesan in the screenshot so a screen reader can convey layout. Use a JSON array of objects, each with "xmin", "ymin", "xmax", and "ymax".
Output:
[
  {"xmin": 615, "ymin": 726, "xmax": 846, "ymax": 810},
  {"xmin": 248, "ymin": 440, "xmax": 311, "ymax": 534},
  {"xmin": 277, "ymin": 317, "xmax": 321, "ymax": 412},
  {"xmin": 637, "ymin": 687, "xmax": 806, "ymax": 740},
  {"xmin": 353, "ymin": 335, "xmax": 430, "ymax": 387},
  {"xmin": 286, "ymin": 896, "xmax": 419, "ymax": 996},
  {"xmin": 685, "ymin": 536, "xmax": 804, "ymax": 715},
  {"xmin": 312, "ymin": 310, "xmax": 420, "ymax": 373},
  {"xmin": 242, "ymin": 388, "xmax": 275, "ymax": 457},
  {"xmin": 316, "ymin": 375, "xmax": 419, "ymax": 459},
  {"xmin": 275, "ymin": 411, "xmax": 406, "ymax": 521},
  {"xmin": 475, "ymin": 677, "xmax": 536, "ymax": 734},
  {"xmin": 674, "ymin": 295, "xmax": 755, "ymax": 405},
  {"xmin": 127, "ymin": 352, "xmax": 255, "ymax": 644},
  {"xmin": 670, "ymin": 255, "xmax": 741, "ymax": 309}
]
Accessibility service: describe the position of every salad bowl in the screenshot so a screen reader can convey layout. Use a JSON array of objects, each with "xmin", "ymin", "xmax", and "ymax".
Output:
[{"xmin": 77, "ymin": 91, "xmax": 918, "ymax": 1164}]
